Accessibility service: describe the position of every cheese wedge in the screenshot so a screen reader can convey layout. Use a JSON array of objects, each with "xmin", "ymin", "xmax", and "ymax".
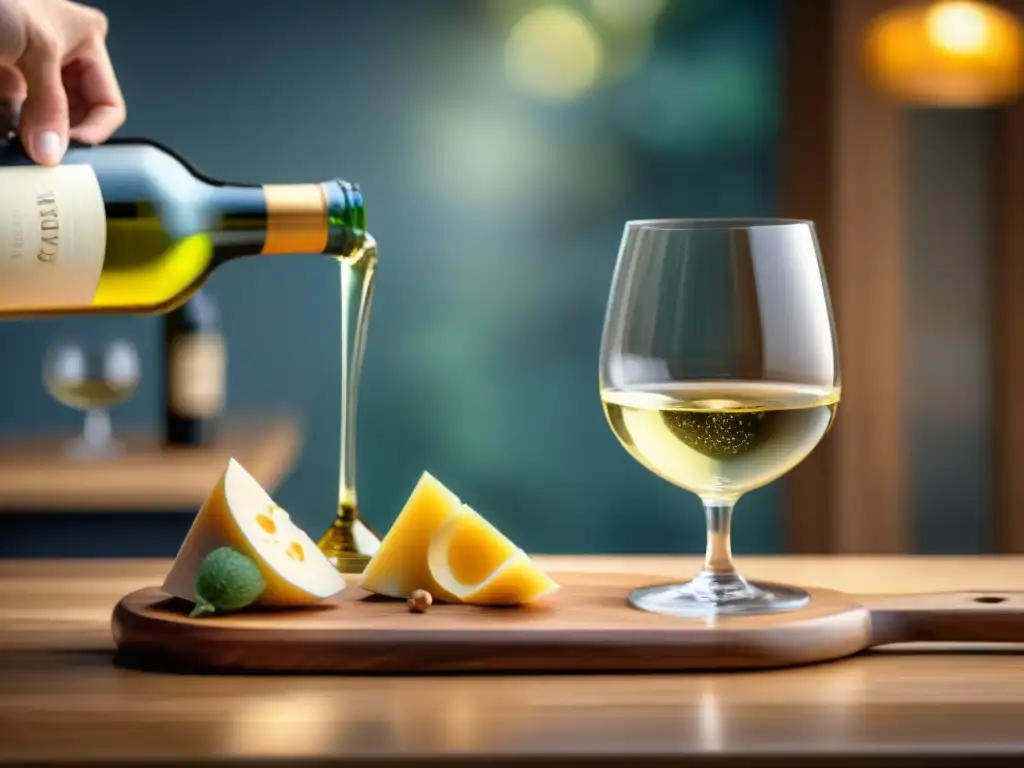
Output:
[
  {"xmin": 427, "ymin": 504, "xmax": 560, "ymax": 605},
  {"xmin": 162, "ymin": 458, "xmax": 344, "ymax": 606},
  {"xmin": 359, "ymin": 471, "xmax": 463, "ymax": 600}
]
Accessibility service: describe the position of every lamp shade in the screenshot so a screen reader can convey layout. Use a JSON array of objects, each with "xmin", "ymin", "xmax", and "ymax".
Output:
[{"xmin": 864, "ymin": 1, "xmax": 1024, "ymax": 106}]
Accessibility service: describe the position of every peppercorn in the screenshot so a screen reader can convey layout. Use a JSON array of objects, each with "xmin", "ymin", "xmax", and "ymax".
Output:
[{"xmin": 408, "ymin": 589, "xmax": 432, "ymax": 613}]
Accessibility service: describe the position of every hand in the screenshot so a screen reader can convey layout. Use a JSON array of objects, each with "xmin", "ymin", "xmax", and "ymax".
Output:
[{"xmin": 0, "ymin": 0, "xmax": 124, "ymax": 165}]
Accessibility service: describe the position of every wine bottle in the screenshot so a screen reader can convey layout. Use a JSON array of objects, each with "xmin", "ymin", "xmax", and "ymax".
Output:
[
  {"xmin": 163, "ymin": 289, "xmax": 225, "ymax": 447},
  {"xmin": 0, "ymin": 137, "xmax": 365, "ymax": 318}
]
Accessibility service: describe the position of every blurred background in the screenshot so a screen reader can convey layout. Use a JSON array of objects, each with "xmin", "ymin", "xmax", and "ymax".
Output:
[{"xmin": 0, "ymin": 0, "xmax": 1022, "ymax": 560}]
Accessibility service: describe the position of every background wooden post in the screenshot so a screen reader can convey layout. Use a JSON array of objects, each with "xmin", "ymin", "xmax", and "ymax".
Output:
[
  {"xmin": 992, "ymin": 0, "xmax": 1024, "ymax": 553},
  {"xmin": 783, "ymin": 0, "xmax": 909, "ymax": 553}
]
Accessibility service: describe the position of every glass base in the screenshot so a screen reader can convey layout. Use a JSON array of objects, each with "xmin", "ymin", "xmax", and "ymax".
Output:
[
  {"xmin": 63, "ymin": 436, "xmax": 123, "ymax": 460},
  {"xmin": 628, "ymin": 571, "xmax": 810, "ymax": 618}
]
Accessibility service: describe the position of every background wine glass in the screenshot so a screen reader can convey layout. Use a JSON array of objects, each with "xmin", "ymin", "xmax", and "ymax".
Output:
[
  {"xmin": 44, "ymin": 339, "xmax": 141, "ymax": 459},
  {"xmin": 599, "ymin": 219, "xmax": 840, "ymax": 617}
]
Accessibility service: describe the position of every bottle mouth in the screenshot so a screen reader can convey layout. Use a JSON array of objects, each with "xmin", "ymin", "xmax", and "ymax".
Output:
[{"xmin": 321, "ymin": 179, "xmax": 366, "ymax": 257}]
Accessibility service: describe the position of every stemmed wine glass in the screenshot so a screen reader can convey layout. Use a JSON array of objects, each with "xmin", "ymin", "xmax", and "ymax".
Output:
[
  {"xmin": 44, "ymin": 338, "xmax": 141, "ymax": 459},
  {"xmin": 599, "ymin": 219, "xmax": 840, "ymax": 617}
]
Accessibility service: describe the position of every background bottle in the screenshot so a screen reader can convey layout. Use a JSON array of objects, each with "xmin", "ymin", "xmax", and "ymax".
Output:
[
  {"xmin": 0, "ymin": 137, "xmax": 365, "ymax": 318},
  {"xmin": 162, "ymin": 290, "xmax": 225, "ymax": 447},
  {"xmin": 0, "ymin": 100, "xmax": 18, "ymax": 142}
]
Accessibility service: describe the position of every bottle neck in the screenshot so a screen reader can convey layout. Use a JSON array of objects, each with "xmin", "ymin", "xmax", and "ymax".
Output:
[{"xmin": 212, "ymin": 179, "xmax": 365, "ymax": 259}]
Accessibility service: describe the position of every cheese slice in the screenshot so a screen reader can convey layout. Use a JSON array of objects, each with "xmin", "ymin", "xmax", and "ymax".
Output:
[
  {"xmin": 427, "ymin": 504, "xmax": 560, "ymax": 605},
  {"xmin": 161, "ymin": 458, "xmax": 344, "ymax": 606},
  {"xmin": 359, "ymin": 471, "xmax": 463, "ymax": 600}
]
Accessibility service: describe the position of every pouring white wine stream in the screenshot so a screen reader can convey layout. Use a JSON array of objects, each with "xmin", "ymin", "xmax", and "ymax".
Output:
[{"xmin": 317, "ymin": 234, "xmax": 383, "ymax": 571}]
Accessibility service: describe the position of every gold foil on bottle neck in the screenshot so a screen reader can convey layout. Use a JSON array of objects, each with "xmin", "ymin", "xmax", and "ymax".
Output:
[{"xmin": 261, "ymin": 183, "xmax": 329, "ymax": 255}]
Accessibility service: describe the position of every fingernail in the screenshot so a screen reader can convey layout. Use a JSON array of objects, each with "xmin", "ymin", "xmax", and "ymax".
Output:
[{"xmin": 34, "ymin": 131, "xmax": 63, "ymax": 164}]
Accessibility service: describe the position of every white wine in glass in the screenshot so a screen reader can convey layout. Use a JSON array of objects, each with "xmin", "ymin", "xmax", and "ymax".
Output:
[{"xmin": 599, "ymin": 219, "xmax": 840, "ymax": 617}]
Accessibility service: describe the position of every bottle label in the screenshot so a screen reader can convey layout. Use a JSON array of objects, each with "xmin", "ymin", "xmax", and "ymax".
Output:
[
  {"xmin": 0, "ymin": 165, "xmax": 106, "ymax": 310},
  {"xmin": 170, "ymin": 332, "xmax": 226, "ymax": 418}
]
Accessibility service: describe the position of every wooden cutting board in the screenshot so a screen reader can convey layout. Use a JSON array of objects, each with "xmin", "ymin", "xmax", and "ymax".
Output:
[{"xmin": 110, "ymin": 571, "xmax": 1024, "ymax": 673}]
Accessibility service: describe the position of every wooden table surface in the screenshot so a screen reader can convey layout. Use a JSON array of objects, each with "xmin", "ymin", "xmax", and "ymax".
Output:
[{"xmin": 3, "ymin": 556, "xmax": 1024, "ymax": 767}]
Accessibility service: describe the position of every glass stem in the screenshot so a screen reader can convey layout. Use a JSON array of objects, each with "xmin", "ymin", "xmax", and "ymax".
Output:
[
  {"xmin": 83, "ymin": 408, "xmax": 111, "ymax": 447},
  {"xmin": 689, "ymin": 499, "xmax": 759, "ymax": 604},
  {"xmin": 703, "ymin": 500, "xmax": 736, "ymax": 574}
]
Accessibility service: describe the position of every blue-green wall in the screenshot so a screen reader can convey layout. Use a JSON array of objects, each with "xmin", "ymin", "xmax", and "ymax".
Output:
[{"xmin": 0, "ymin": 0, "xmax": 784, "ymax": 557}]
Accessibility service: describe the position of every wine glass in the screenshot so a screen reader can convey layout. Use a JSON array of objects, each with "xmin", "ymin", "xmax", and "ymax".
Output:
[
  {"xmin": 44, "ymin": 338, "xmax": 141, "ymax": 459},
  {"xmin": 599, "ymin": 219, "xmax": 839, "ymax": 617}
]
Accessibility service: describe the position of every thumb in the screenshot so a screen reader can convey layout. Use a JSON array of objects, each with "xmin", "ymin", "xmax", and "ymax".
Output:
[{"xmin": 17, "ymin": 40, "xmax": 68, "ymax": 165}]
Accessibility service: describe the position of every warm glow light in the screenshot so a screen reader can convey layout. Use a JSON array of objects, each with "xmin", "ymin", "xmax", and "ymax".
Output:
[
  {"xmin": 505, "ymin": 6, "xmax": 602, "ymax": 100},
  {"xmin": 864, "ymin": 1, "xmax": 1024, "ymax": 106},
  {"xmin": 927, "ymin": 2, "xmax": 990, "ymax": 54},
  {"xmin": 590, "ymin": 0, "xmax": 668, "ymax": 29}
]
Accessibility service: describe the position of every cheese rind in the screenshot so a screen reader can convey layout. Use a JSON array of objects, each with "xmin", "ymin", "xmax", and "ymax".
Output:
[
  {"xmin": 427, "ymin": 504, "xmax": 560, "ymax": 605},
  {"xmin": 358, "ymin": 471, "xmax": 463, "ymax": 600},
  {"xmin": 161, "ymin": 458, "xmax": 344, "ymax": 606}
]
